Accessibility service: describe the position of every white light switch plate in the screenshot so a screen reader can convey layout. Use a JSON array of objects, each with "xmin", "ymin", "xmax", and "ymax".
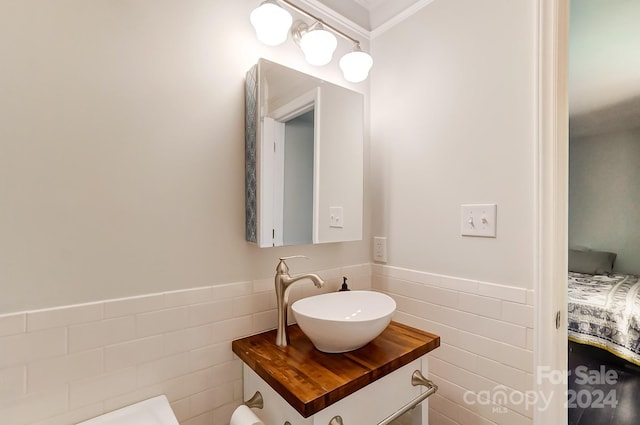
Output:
[
  {"xmin": 329, "ymin": 206, "xmax": 343, "ymax": 228},
  {"xmin": 461, "ymin": 204, "xmax": 497, "ymax": 237}
]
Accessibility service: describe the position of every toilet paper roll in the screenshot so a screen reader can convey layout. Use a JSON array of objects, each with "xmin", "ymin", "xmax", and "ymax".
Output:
[{"xmin": 230, "ymin": 405, "xmax": 265, "ymax": 425}]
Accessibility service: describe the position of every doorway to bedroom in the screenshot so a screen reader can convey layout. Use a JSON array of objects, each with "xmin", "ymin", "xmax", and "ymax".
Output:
[{"xmin": 567, "ymin": 0, "xmax": 640, "ymax": 424}]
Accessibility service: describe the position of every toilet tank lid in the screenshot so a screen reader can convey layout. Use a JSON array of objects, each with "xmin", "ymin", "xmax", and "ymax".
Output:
[{"xmin": 76, "ymin": 395, "xmax": 179, "ymax": 425}]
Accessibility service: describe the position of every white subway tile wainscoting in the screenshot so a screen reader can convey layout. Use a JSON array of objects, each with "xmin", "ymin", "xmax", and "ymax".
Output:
[
  {"xmin": 372, "ymin": 265, "xmax": 534, "ymax": 425},
  {"xmin": 0, "ymin": 264, "xmax": 370, "ymax": 425},
  {"xmin": 0, "ymin": 263, "xmax": 532, "ymax": 425}
]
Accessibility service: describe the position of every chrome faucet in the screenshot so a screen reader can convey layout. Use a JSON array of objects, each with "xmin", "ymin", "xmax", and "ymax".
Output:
[{"xmin": 275, "ymin": 256, "xmax": 325, "ymax": 347}]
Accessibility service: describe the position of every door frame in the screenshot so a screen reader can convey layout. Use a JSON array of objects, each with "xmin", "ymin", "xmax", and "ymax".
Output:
[{"xmin": 534, "ymin": 0, "xmax": 569, "ymax": 423}]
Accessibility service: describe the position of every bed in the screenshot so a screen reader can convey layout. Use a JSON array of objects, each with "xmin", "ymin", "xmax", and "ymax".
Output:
[{"xmin": 568, "ymin": 270, "xmax": 640, "ymax": 366}]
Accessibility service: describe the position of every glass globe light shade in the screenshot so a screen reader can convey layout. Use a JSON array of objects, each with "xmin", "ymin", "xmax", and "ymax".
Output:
[
  {"xmin": 339, "ymin": 49, "xmax": 373, "ymax": 83},
  {"xmin": 299, "ymin": 27, "xmax": 337, "ymax": 66},
  {"xmin": 250, "ymin": 1, "xmax": 293, "ymax": 46}
]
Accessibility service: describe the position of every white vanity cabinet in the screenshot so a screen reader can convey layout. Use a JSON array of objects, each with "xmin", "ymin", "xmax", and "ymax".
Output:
[
  {"xmin": 243, "ymin": 357, "xmax": 431, "ymax": 425},
  {"xmin": 232, "ymin": 322, "xmax": 440, "ymax": 425}
]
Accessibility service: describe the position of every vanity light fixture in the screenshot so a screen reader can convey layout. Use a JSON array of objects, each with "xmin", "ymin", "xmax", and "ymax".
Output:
[
  {"xmin": 249, "ymin": 0, "xmax": 373, "ymax": 82},
  {"xmin": 292, "ymin": 21, "xmax": 337, "ymax": 66},
  {"xmin": 339, "ymin": 43, "xmax": 374, "ymax": 83},
  {"xmin": 249, "ymin": 0, "xmax": 293, "ymax": 46}
]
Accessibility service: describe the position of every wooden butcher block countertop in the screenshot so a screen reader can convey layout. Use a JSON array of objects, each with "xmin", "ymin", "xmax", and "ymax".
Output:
[{"xmin": 231, "ymin": 321, "xmax": 440, "ymax": 417}]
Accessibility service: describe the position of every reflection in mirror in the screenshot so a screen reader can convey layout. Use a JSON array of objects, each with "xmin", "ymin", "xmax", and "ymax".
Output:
[
  {"xmin": 282, "ymin": 110, "xmax": 314, "ymax": 245},
  {"xmin": 245, "ymin": 59, "xmax": 363, "ymax": 248}
]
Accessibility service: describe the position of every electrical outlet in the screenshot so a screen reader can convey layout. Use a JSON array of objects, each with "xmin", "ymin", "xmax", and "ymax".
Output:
[{"xmin": 373, "ymin": 236, "xmax": 387, "ymax": 262}]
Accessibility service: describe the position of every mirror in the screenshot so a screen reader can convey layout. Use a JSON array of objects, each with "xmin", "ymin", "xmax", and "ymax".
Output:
[{"xmin": 245, "ymin": 58, "xmax": 364, "ymax": 247}]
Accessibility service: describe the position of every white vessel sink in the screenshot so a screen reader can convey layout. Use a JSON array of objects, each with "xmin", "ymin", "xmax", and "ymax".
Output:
[{"xmin": 291, "ymin": 291, "xmax": 396, "ymax": 353}]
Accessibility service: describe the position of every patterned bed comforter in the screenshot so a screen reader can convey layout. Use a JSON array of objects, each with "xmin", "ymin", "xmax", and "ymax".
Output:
[{"xmin": 568, "ymin": 271, "xmax": 640, "ymax": 365}]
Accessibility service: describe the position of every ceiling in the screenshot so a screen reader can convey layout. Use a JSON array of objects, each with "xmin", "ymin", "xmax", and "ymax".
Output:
[
  {"xmin": 569, "ymin": 0, "xmax": 640, "ymax": 116},
  {"xmin": 314, "ymin": 0, "xmax": 640, "ymax": 119},
  {"xmin": 314, "ymin": 0, "xmax": 425, "ymax": 32}
]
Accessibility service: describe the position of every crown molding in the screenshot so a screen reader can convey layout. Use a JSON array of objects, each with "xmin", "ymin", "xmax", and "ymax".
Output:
[
  {"xmin": 294, "ymin": 0, "xmax": 372, "ymax": 40},
  {"xmin": 370, "ymin": 0, "xmax": 435, "ymax": 39},
  {"xmin": 281, "ymin": 0, "xmax": 435, "ymax": 42}
]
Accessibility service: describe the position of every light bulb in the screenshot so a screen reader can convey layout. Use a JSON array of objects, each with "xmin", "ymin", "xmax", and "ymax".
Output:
[
  {"xmin": 250, "ymin": 1, "xmax": 293, "ymax": 46},
  {"xmin": 299, "ymin": 25, "xmax": 337, "ymax": 66},
  {"xmin": 339, "ymin": 49, "xmax": 373, "ymax": 83}
]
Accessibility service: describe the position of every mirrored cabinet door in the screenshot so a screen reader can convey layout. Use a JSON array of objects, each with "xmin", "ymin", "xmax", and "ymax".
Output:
[{"xmin": 245, "ymin": 59, "xmax": 364, "ymax": 248}]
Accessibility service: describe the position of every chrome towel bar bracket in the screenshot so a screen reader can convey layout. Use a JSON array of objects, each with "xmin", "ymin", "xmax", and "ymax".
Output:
[
  {"xmin": 244, "ymin": 391, "xmax": 264, "ymax": 409},
  {"xmin": 328, "ymin": 416, "xmax": 344, "ymax": 425}
]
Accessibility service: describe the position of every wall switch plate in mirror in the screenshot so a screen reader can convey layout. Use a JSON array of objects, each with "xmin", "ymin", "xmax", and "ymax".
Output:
[{"xmin": 329, "ymin": 207, "xmax": 344, "ymax": 228}]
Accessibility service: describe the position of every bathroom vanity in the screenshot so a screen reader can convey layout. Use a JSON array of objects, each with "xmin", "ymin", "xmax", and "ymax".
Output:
[{"xmin": 232, "ymin": 322, "xmax": 440, "ymax": 425}]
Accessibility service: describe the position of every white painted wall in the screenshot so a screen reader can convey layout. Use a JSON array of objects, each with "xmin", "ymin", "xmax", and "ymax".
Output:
[
  {"xmin": 569, "ymin": 128, "xmax": 640, "ymax": 275},
  {"xmin": 370, "ymin": 0, "xmax": 539, "ymax": 423},
  {"xmin": 370, "ymin": 0, "xmax": 537, "ymax": 288},
  {"xmin": 0, "ymin": 0, "xmax": 370, "ymax": 314},
  {"xmin": 0, "ymin": 1, "xmax": 375, "ymax": 422}
]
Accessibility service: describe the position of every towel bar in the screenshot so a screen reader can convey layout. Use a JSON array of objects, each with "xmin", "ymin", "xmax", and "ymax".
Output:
[
  {"xmin": 377, "ymin": 370, "xmax": 438, "ymax": 425},
  {"xmin": 328, "ymin": 370, "xmax": 438, "ymax": 425},
  {"xmin": 244, "ymin": 391, "xmax": 264, "ymax": 409}
]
